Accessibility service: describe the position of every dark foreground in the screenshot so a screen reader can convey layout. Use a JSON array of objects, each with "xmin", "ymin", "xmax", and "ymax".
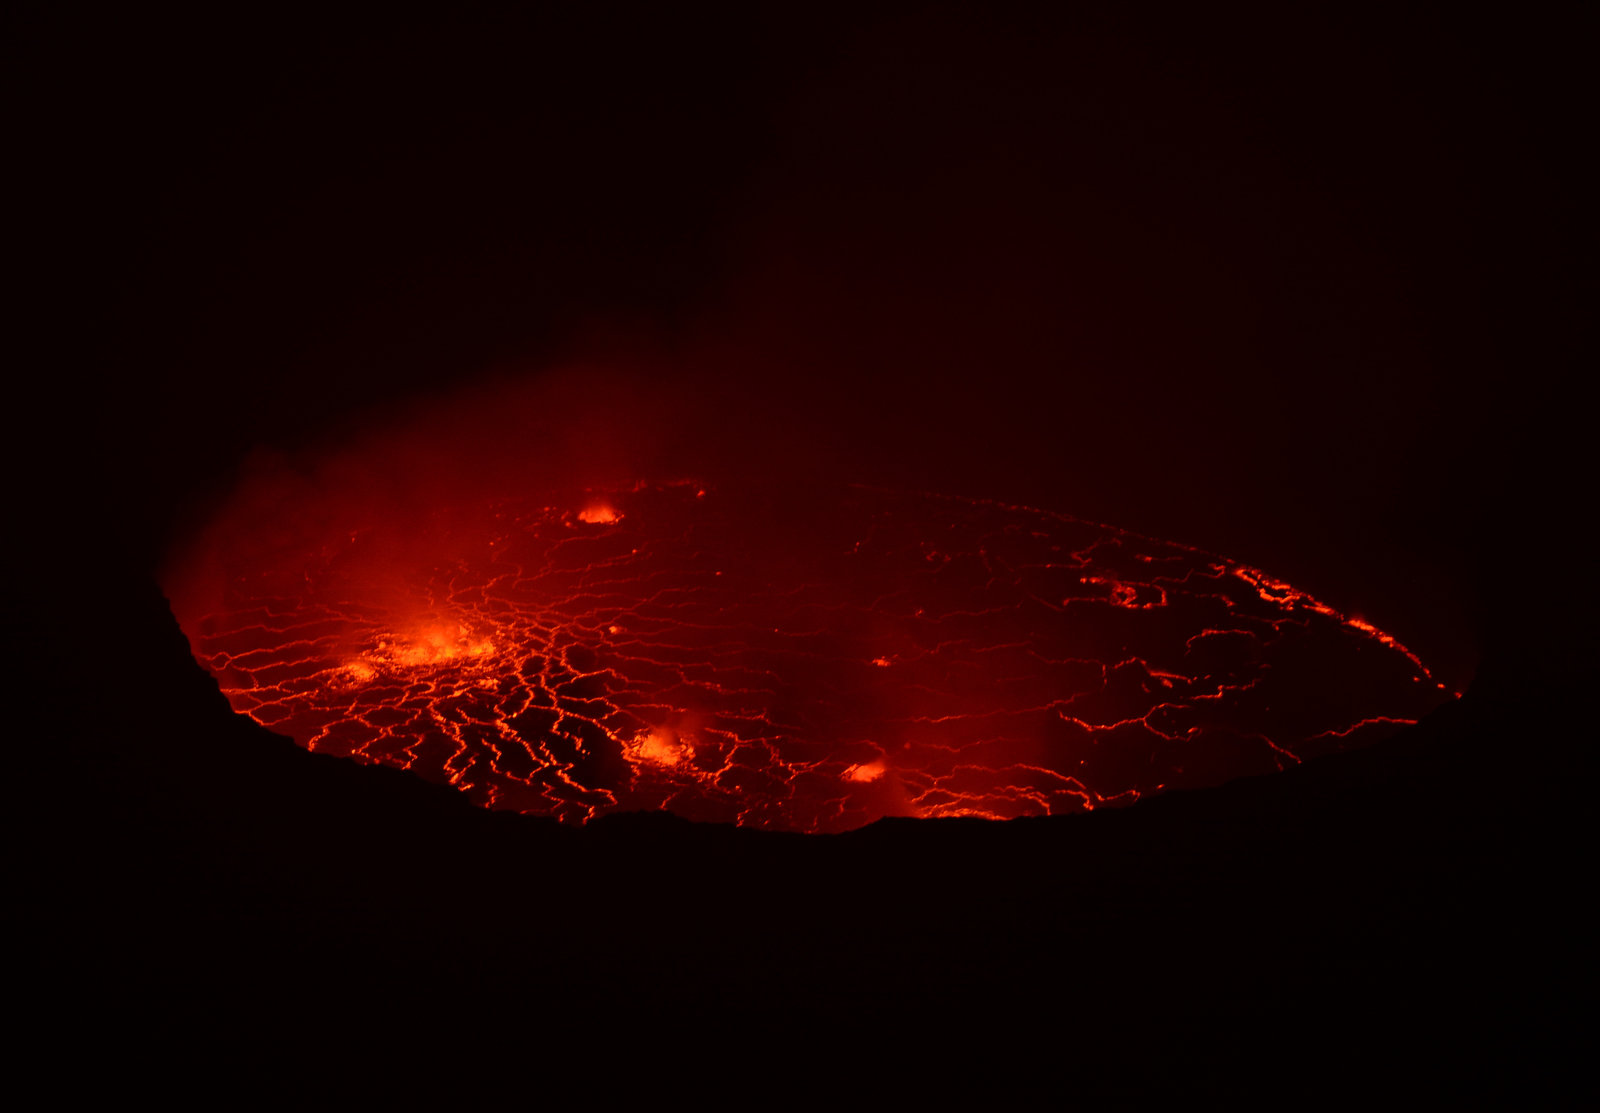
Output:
[{"xmin": 24, "ymin": 571, "xmax": 1586, "ymax": 1100}]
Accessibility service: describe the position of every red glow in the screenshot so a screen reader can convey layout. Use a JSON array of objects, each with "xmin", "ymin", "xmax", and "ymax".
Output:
[
  {"xmin": 844, "ymin": 760, "xmax": 888, "ymax": 783},
  {"xmin": 169, "ymin": 479, "xmax": 1451, "ymax": 832},
  {"xmin": 577, "ymin": 502, "xmax": 620, "ymax": 524}
]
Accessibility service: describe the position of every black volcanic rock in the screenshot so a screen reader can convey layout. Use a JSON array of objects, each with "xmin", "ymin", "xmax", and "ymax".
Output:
[{"xmin": 22, "ymin": 570, "xmax": 1585, "ymax": 1097}]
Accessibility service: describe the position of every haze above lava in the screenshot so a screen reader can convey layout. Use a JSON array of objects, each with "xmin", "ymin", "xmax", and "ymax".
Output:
[{"xmin": 167, "ymin": 379, "xmax": 1450, "ymax": 832}]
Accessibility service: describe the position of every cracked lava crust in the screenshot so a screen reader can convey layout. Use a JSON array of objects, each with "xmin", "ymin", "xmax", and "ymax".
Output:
[{"xmin": 171, "ymin": 481, "xmax": 1451, "ymax": 833}]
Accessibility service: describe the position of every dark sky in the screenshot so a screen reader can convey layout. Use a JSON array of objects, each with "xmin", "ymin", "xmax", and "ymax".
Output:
[{"xmin": 16, "ymin": 2, "xmax": 1589, "ymax": 688}]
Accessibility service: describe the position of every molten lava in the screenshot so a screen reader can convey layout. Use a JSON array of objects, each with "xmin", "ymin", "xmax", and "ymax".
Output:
[{"xmin": 170, "ymin": 481, "xmax": 1451, "ymax": 832}]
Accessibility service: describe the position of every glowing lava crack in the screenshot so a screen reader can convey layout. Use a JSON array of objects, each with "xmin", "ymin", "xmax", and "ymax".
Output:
[{"xmin": 172, "ymin": 482, "xmax": 1452, "ymax": 832}]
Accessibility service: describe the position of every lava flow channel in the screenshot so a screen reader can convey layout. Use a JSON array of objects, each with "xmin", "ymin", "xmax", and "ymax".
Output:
[{"xmin": 169, "ymin": 481, "xmax": 1452, "ymax": 833}]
